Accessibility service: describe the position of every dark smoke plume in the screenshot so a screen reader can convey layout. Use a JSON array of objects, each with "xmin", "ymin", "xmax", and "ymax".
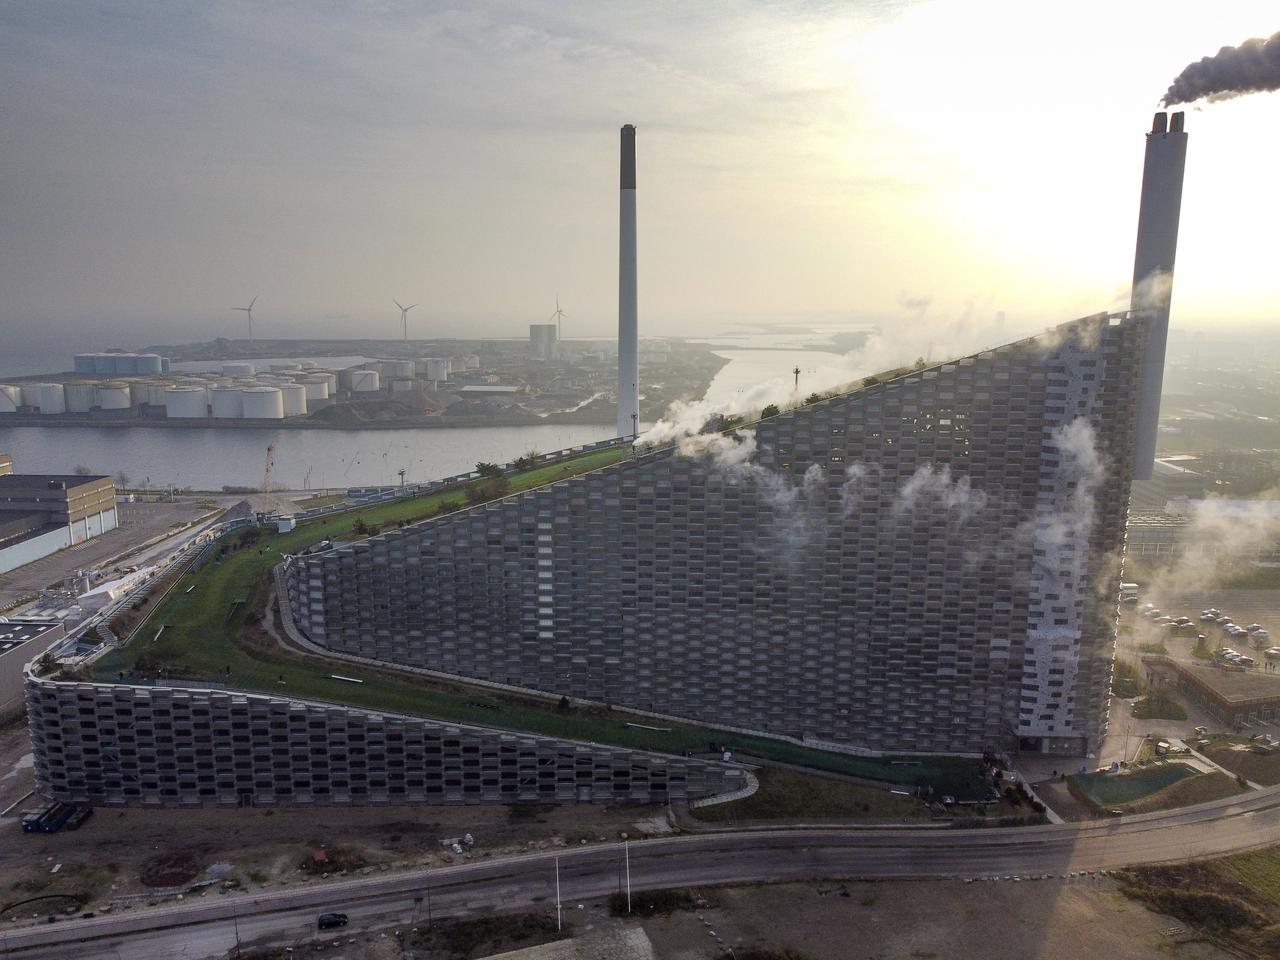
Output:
[{"xmin": 1162, "ymin": 30, "xmax": 1280, "ymax": 106}]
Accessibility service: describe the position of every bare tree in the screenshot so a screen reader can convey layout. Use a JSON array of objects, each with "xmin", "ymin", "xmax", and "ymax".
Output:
[{"xmin": 72, "ymin": 464, "xmax": 91, "ymax": 476}]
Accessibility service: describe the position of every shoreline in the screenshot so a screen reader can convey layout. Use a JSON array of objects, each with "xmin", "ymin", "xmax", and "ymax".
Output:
[{"xmin": 0, "ymin": 413, "xmax": 619, "ymax": 431}]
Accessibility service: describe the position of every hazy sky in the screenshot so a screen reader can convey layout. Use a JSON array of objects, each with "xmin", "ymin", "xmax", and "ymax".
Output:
[{"xmin": 3, "ymin": 1, "xmax": 1279, "ymax": 346}]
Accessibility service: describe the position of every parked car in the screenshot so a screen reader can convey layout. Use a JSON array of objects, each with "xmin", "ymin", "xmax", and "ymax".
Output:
[
  {"xmin": 1201, "ymin": 611, "xmax": 1218, "ymax": 622},
  {"xmin": 1239, "ymin": 656, "xmax": 1257, "ymax": 667},
  {"xmin": 1247, "ymin": 624, "xmax": 1265, "ymax": 634},
  {"xmin": 1154, "ymin": 616, "xmax": 1175, "ymax": 625},
  {"xmin": 318, "ymin": 913, "xmax": 349, "ymax": 930},
  {"xmin": 1144, "ymin": 609, "xmax": 1163, "ymax": 620},
  {"xmin": 1174, "ymin": 616, "xmax": 1193, "ymax": 626}
]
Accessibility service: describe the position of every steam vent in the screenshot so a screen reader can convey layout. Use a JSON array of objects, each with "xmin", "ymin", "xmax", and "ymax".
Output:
[{"xmin": 286, "ymin": 313, "xmax": 1142, "ymax": 757}]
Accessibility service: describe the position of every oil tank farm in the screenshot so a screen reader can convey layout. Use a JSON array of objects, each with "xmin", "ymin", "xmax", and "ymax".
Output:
[
  {"xmin": 242, "ymin": 385, "xmax": 285, "ymax": 419},
  {"xmin": 95, "ymin": 382, "xmax": 132, "ymax": 410},
  {"xmin": 381, "ymin": 359, "xmax": 415, "ymax": 379},
  {"xmin": 37, "ymin": 384, "xmax": 66, "ymax": 414},
  {"xmin": 210, "ymin": 384, "xmax": 244, "ymax": 419},
  {"xmin": 164, "ymin": 385, "xmax": 209, "ymax": 418},
  {"xmin": 349, "ymin": 369, "xmax": 380, "ymax": 393},
  {"xmin": 279, "ymin": 382, "xmax": 307, "ymax": 417},
  {"xmin": 419, "ymin": 358, "xmax": 449, "ymax": 381},
  {"xmin": 0, "ymin": 386, "xmax": 19, "ymax": 414},
  {"xmin": 64, "ymin": 382, "xmax": 96, "ymax": 413}
]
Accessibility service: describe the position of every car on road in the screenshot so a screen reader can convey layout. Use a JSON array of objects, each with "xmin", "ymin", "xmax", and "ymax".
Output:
[
  {"xmin": 1153, "ymin": 616, "xmax": 1174, "ymax": 625},
  {"xmin": 1173, "ymin": 616, "xmax": 1192, "ymax": 626},
  {"xmin": 318, "ymin": 913, "xmax": 349, "ymax": 930}
]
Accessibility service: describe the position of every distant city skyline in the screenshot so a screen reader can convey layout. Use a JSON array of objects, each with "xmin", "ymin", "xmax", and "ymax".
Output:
[{"xmin": 3, "ymin": 1, "xmax": 1279, "ymax": 351}]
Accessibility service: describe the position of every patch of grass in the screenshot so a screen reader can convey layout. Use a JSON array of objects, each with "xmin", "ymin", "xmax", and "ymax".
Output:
[
  {"xmin": 1119, "ymin": 771, "xmax": 1246, "ymax": 814},
  {"xmin": 1137, "ymin": 641, "xmax": 1169, "ymax": 655},
  {"xmin": 1118, "ymin": 853, "xmax": 1280, "ymax": 953},
  {"xmin": 1204, "ymin": 737, "xmax": 1280, "ymax": 786},
  {"xmin": 410, "ymin": 911, "xmax": 564, "ymax": 959},
  {"xmin": 1112, "ymin": 659, "xmax": 1143, "ymax": 699},
  {"xmin": 1131, "ymin": 691, "xmax": 1187, "ymax": 720},
  {"xmin": 691, "ymin": 768, "xmax": 928, "ymax": 822}
]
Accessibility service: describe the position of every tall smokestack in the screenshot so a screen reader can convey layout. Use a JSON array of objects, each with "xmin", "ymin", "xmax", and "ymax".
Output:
[
  {"xmin": 617, "ymin": 124, "xmax": 639, "ymax": 439},
  {"xmin": 1131, "ymin": 110, "xmax": 1188, "ymax": 481}
]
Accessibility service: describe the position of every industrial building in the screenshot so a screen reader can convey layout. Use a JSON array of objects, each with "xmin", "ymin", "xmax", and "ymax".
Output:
[
  {"xmin": 25, "ymin": 668, "xmax": 745, "ymax": 808},
  {"xmin": 277, "ymin": 114, "xmax": 1197, "ymax": 759},
  {"xmin": 0, "ymin": 462, "xmax": 117, "ymax": 574},
  {"xmin": 0, "ymin": 620, "xmax": 63, "ymax": 721},
  {"xmin": 285, "ymin": 310, "xmax": 1142, "ymax": 757}
]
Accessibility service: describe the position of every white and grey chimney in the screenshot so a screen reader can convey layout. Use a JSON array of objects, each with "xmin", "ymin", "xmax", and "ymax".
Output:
[
  {"xmin": 617, "ymin": 124, "xmax": 640, "ymax": 439},
  {"xmin": 1131, "ymin": 110, "xmax": 1188, "ymax": 480}
]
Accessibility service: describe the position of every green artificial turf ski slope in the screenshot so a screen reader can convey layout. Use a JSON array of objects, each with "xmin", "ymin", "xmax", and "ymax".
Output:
[{"xmin": 91, "ymin": 443, "xmax": 988, "ymax": 798}]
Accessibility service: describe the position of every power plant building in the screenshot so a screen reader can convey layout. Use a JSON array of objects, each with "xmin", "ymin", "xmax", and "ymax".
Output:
[{"xmin": 285, "ymin": 311, "xmax": 1142, "ymax": 756}]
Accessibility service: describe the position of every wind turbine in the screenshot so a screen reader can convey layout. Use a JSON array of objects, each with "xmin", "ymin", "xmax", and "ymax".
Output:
[
  {"xmin": 232, "ymin": 296, "xmax": 259, "ymax": 343},
  {"xmin": 549, "ymin": 294, "xmax": 568, "ymax": 341},
  {"xmin": 394, "ymin": 299, "xmax": 417, "ymax": 342}
]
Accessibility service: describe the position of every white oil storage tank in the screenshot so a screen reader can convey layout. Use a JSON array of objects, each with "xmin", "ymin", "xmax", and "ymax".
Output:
[
  {"xmin": 421, "ymin": 358, "xmax": 449, "ymax": 381},
  {"xmin": 95, "ymin": 381, "xmax": 132, "ymax": 410},
  {"xmin": 302, "ymin": 376, "xmax": 330, "ymax": 401},
  {"xmin": 465, "ymin": 354, "xmax": 481, "ymax": 370},
  {"xmin": 389, "ymin": 378, "xmax": 416, "ymax": 393},
  {"xmin": 135, "ymin": 354, "xmax": 163, "ymax": 375},
  {"xmin": 64, "ymin": 381, "xmax": 97, "ymax": 413},
  {"xmin": 222, "ymin": 362, "xmax": 256, "ymax": 378},
  {"xmin": 19, "ymin": 384, "xmax": 41, "ymax": 409},
  {"xmin": 350, "ymin": 369, "xmax": 380, "ymax": 393},
  {"xmin": 92, "ymin": 354, "xmax": 115, "ymax": 375},
  {"xmin": 0, "ymin": 385, "xmax": 21, "ymax": 414},
  {"xmin": 113, "ymin": 354, "xmax": 139, "ymax": 376},
  {"xmin": 165, "ymin": 385, "xmax": 209, "ymax": 418},
  {"xmin": 38, "ymin": 383, "xmax": 66, "ymax": 414},
  {"xmin": 242, "ymin": 385, "xmax": 284, "ymax": 419},
  {"xmin": 211, "ymin": 384, "xmax": 244, "ymax": 419},
  {"xmin": 279, "ymin": 382, "xmax": 307, "ymax": 417},
  {"xmin": 128, "ymin": 381, "xmax": 151, "ymax": 407},
  {"xmin": 145, "ymin": 381, "xmax": 170, "ymax": 406},
  {"xmin": 74, "ymin": 354, "xmax": 97, "ymax": 374}
]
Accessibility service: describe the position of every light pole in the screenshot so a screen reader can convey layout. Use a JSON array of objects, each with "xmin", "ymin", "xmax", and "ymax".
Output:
[
  {"xmin": 555, "ymin": 856, "xmax": 562, "ymax": 932},
  {"xmin": 625, "ymin": 839, "xmax": 631, "ymax": 914}
]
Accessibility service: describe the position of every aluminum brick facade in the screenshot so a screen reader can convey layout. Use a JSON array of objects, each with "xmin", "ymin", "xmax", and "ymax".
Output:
[
  {"xmin": 25, "ymin": 670, "xmax": 743, "ymax": 808},
  {"xmin": 286, "ymin": 314, "xmax": 1142, "ymax": 755}
]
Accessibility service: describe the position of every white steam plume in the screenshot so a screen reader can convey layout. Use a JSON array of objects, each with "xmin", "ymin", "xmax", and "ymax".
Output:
[
  {"xmin": 840, "ymin": 463, "xmax": 871, "ymax": 518},
  {"xmin": 892, "ymin": 463, "xmax": 988, "ymax": 524}
]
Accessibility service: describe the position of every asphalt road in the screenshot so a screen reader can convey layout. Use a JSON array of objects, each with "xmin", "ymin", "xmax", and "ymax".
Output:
[{"xmin": 8, "ymin": 785, "xmax": 1280, "ymax": 960}]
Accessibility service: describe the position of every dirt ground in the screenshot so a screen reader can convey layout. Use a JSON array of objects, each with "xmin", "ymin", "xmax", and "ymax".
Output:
[
  {"xmin": 229, "ymin": 879, "xmax": 1235, "ymax": 960},
  {"xmin": 639, "ymin": 880, "xmax": 1231, "ymax": 960}
]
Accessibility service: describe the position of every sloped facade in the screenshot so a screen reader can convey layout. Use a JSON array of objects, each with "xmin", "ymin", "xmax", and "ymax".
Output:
[
  {"xmin": 285, "ymin": 314, "xmax": 1142, "ymax": 755},
  {"xmin": 25, "ymin": 669, "xmax": 744, "ymax": 808}
]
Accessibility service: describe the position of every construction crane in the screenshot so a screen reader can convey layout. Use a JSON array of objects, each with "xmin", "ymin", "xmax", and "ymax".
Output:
[{"xmin": 260, "ymin": 443, "xmax": 275, "ymax": 517}]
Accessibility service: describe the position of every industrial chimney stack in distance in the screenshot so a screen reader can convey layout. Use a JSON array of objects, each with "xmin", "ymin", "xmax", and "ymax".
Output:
[
  {"xmin": 617, "ymin": 124, "xmax": 640, "ymax": 439},
  {"xmin": 1131, "ymin": 110, "xmax": 1188, "ymax": 480}
]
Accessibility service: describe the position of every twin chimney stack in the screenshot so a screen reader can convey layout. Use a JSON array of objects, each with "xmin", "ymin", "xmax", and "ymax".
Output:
[
  {"xmin": 1131, "ymin": 110, "xmax": 1188, "ymax": 480},
  {"xmin": 617, "ymin": 124, "xmax": 640, "ymax": 439}
]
